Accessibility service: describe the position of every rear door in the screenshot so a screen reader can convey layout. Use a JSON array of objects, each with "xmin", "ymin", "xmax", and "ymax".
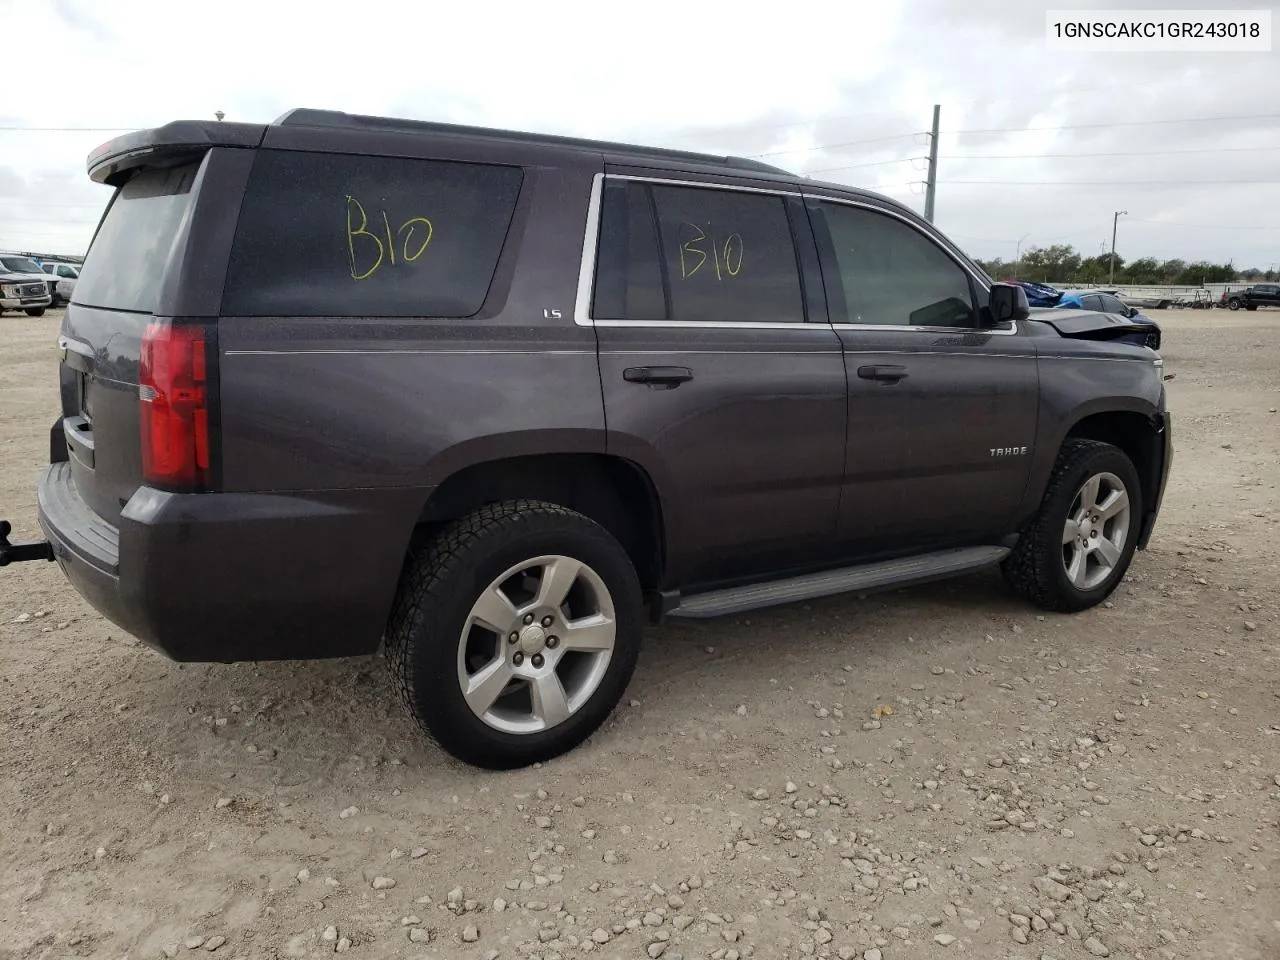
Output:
[
  {"xmin": 806, "ymin": 195, "xmax": 1039, "ymax": 550},
  {"xmin": 587, "ymin": 171, "xmax": 847, "ymax": 586}
]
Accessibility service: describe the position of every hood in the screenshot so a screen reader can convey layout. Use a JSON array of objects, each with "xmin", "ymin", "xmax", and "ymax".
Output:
[{"xmin": 1029, "ymin": 307, "xmax": 1159, "ymax": 341}]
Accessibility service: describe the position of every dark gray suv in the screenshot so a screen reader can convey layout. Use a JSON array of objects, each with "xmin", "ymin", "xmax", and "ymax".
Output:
[{"xmin": 1, "ymin": 109, "xmax": 1172, "ymax": 769}]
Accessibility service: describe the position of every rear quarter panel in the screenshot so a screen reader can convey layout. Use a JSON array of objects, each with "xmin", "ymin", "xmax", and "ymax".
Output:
[{"xmin": 214, "ymin": 150, "xmax": 606, "ymax": 497}]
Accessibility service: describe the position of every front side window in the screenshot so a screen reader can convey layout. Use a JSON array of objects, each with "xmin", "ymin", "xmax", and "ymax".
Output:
[
  {"xmin": 593, "ymin": 179, "xmax": 805, "ymax": 324},
  {"xmin": 817, "ymin": 202, "xmax": 977, "ymax": 328}
]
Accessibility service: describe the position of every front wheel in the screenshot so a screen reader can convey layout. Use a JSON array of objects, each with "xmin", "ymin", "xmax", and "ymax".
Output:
[
  {"xmin": 384, "ymin": 500, "xmax": 644, "ymax": 769},
  {"xmin": 24, "ymin": 308, "xmax": 45, "ymax": 317},
  {"xmin": 1003, "ymin": 439, "xmax": 1142, "ymax": 613},
  {"xmin": 1227, "ymin": 299, "xmax": 1241, "ymax": 311}
]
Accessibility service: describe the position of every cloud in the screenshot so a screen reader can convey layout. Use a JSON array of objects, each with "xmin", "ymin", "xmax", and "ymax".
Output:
[{"xmin": 2, "ymin": 0, "xmax": 1277, "ymax": 268}]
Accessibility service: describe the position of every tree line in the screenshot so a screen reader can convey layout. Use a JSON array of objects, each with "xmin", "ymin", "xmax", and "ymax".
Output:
[{"xmin": 973, "ymin": 244, "xmax": 1271, "ymax": 286}]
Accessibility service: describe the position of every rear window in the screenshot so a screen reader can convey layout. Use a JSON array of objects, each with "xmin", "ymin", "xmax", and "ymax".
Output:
[
  {"xmin": 74, "ymin": 162, "xmax": 201, "ymax": 313},
  {"xmin": 223, "ymin": 150, "xmax": 523, "ymax": 318}
]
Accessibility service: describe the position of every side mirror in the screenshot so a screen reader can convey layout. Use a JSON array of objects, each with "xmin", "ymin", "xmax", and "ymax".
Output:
[{"xmin": 988, "ymin": 282, "xmax": 1030, "ymax": 325}]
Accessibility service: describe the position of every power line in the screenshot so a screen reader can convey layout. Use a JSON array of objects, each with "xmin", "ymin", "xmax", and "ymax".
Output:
[
  {"xmin": 943, "ymin": 113, "xmax": 1280, "ymax": 136},
  {"xmin": 939, "ymin": 145, "xmax": 1280, "ymax": 160},
  {"xmin": 940, "ymin": 179, "xmax": 1280, "ymax": 186},
  {"xmin": 1126, "ymin": 218, "xmax": 1280, "ymax": 231},
  {"xmin": 667, "ymin": 68, "xmax": 1260, "ymax": 140},
  {"xmin": 804, "ymin": 157, "xmax": 926, "ymax": 174},
  {"xmin": 750, "ymin": 132, "xmax": 925, "ymax": 159}
]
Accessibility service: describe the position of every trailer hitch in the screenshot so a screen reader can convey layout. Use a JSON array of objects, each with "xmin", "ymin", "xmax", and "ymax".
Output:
[{"xmin": 0, "ymin": 520, "xmax": 55, "ymax": 566}]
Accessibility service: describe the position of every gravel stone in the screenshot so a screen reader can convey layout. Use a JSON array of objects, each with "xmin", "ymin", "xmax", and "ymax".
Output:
[
  {"xmin": 462, "ymin": 925, "xmax": 479, "ymax": 942},
  {"xmin": 1085, "ymin": 937, "xmax": 1110, "ymax": 956},
  {"xmin": 371, "ymin": 876, "xmax": 396, "ymax": 889}
]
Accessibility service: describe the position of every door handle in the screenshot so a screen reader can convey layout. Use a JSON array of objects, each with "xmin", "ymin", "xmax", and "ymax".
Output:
[
  {"xmin": 857, "ymin": 364, "xmax": 908, "ymax": 382},
  {"xmin": 623, "ymin": 366, "xmax": 694, "ymax": 389}
]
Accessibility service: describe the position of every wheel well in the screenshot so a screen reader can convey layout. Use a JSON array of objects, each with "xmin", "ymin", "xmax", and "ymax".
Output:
[
  {"xmin": 1065, "ymin": 412, "xmax": 1161, "ymax": 513},
  {"xmin": 416, "ymin": 454, "xmax": 665, "ymax": 590}
]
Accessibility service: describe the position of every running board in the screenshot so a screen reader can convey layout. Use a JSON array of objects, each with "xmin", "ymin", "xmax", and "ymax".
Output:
[{"xmin": 668, "ymin": 545, "xmax": 1010, "ymax": 619}]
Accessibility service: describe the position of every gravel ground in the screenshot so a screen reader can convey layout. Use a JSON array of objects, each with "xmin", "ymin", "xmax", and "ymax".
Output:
[{"xmin": 1, "ymin": 308, "xmax": 1278, "ymax": 960}]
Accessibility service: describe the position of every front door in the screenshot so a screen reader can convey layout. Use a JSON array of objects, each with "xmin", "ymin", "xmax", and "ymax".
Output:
[
  {"xmin": 587, "ymin": 172, "xmax": 848, "ymax": 586},
  {"xmin": 806, "ymin": 196, "xmax": 1039, "ymax": 552}
]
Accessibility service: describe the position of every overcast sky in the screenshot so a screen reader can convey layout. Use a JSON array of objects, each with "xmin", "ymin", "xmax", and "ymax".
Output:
[{"xmin": 2, "ymin": 0, "xmax": 1278, "ymax": 269}]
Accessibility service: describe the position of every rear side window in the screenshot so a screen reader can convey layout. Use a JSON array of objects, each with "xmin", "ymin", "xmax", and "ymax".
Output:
[
  {"xmin": 75, "ymin": 161, "xmax": 201, "ymax": 313},
  {"xmin": 592, "ymin": 179, "xmax": 805, "ymax": 324},
  {"xmin": 651, "ymin": 184, "xmax": 804, "ymax": 324},
  {"xmin": 224, "ymin": 150, "xmax": 523, "ymax": 318}
]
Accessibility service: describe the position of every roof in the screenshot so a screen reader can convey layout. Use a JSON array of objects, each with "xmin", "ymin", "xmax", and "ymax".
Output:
[{"xmin": 273, "ymin": 108, "xmax": 794, "ymax": 177}]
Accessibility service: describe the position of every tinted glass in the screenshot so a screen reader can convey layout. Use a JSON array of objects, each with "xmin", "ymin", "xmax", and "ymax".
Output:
[
  {"xmin": 1099, "ymin": 295, "xmax": 1127, "ymax": 314},
  {"xmin": 1081, "ymin": 294, "xmax": 1103, "ymax": 311},
  {"xmin": 224, "ymin": 150, "xmax": 523, "ymax": 318},
  {"xmin": 74, "ymin": 162, "xmax": 199, "ymax": 313},
  {"xmin": 649, "ymin": 184, "xmax": 804, "ymax": 324},
  {"xmin": 819, "ymin": 202, "xmax": 976, "ymax": 327},
  {"xmin": 592, "ymin": 180, "xmax": 666, "ymax": 321}
]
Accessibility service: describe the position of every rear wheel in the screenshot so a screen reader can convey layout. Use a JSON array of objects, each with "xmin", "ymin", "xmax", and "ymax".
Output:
[
  {"xmin": 24, "ymin": 308, "xmax": 45, "ymax": 317},
  {"xmin": 1227, "ymin": 299, "xmax": 1241, "ymax": 311},
  {"xmin": 384, "ymin": 500, "xmax": 644, "ymax": 769},
  {"xmin": 1003, "ymin": 439, "xmax": 1142, "ymax": 612}
]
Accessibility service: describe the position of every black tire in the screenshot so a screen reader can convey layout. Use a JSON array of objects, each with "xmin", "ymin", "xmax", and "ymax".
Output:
[
  {"xmin": 1002, "ymin": 439, "xmax": 1143, "ymax": 613},
  {"xmin": 1246, "ymin": 304, "xmax": 1258, "ymax": 311},
  {"xmin": 1227, "ymin": 299, "xmax": 1241, "ymax": 311},
  {"xmin": 384, "ymin": 499, "xmax": 644, "ymax": 769},
  {"xmin": 25, "ymin": 308, "xmax": 45, "ymax": 317}
]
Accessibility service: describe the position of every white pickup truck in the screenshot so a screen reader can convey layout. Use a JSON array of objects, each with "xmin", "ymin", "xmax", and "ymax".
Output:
[{"xmin": 41, "ymin": 261, "xmax": 81, "ymax": 305}]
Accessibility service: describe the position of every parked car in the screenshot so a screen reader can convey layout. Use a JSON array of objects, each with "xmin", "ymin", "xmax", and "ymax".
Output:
[
  {"xmin": 1052, "ymin": 290, "xmax": 1161, "ymax": 350},
  {"xmin": 0, "ymin": 254, "xmax": 55, "ymax": 311},
  {"xmin": 0, "ymin": 109, "xmax": 1173, "ymax": 770},
  {"xmin": 41, "ymin": 262, "xmax": 80, "ymax": 305},
  {"xmin": 0, "ymin": 267, "xmax": 54, "ymax": 316},
  {"xmin": 1221, "ymin": 283, "xmax": 1280, "ymax": 311}
]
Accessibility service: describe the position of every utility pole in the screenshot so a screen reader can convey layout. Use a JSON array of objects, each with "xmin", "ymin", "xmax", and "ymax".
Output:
[
  {"xmin": 923, "ymin": 104, "xmax": 940, "ymax": 223},
  {"xmin": 1014, "ymin": 233, "xmax": 1030, "ymax": 280},
  {"xmin": 1109, "ymin": 210, "xmax": 1127, "ymax": 284}
]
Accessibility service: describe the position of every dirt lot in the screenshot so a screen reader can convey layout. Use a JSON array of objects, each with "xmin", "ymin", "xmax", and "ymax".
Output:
[{"xmin": 1, "ymin": 308, "xmax": 1278, "ymax": 960}]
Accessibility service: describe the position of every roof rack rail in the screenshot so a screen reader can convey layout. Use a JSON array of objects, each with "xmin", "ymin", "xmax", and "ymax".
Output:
[{"xmin": 270, "ymin": 108, "xmax": 792, "ymax": 176}]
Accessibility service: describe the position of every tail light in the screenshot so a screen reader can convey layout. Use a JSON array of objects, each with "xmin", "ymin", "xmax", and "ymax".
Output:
[{"xmin": 139, "ymin": 320, "xmax": 210, "ymax": 490}]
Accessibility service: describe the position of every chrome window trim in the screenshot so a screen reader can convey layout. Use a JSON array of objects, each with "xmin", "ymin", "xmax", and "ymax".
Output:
[{"xmin": 573, "ymin": 172, "xmax": 1018, "ymax": 337}]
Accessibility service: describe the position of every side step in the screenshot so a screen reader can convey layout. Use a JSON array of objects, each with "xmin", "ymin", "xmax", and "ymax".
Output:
[{"xmin": 668, "ymin": 545, "xmax": 1010, "ymax": 619}]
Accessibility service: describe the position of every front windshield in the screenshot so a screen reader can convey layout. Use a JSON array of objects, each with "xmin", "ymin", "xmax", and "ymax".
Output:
[{"xmin": 0, "ymin": 257, "xmax": 43, "ymax": 274}]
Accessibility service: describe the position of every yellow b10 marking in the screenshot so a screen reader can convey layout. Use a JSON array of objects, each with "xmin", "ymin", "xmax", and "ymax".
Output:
[{"xmin": 345, "ymin": 195, "xmax": 434, "ymax": 281}]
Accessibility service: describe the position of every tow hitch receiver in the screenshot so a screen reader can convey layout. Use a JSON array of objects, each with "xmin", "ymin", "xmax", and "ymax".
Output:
[{"xmin": 0, "ymin": 520, "xmax": 55, "ymax": 566}]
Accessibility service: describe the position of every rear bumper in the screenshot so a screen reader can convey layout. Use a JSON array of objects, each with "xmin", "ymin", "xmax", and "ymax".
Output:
[
  {"xmin": 36, "ymin": 462, "xmax": 423, "ymax": 662},
  {"xmin": 1136, "ymin": 412, "xmax": 1173, "ymax": 550}
]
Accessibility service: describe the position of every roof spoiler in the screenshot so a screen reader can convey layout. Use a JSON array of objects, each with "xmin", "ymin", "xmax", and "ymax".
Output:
[{"xmin": 87, "ymin": 121, "xmax": 266, "ymax": 185}]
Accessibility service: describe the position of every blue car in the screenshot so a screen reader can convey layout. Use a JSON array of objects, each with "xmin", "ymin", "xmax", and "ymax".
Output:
[
  {"xmin": 1014, "ymin": 282, "xmax": 1161, "ymax": 350},
  {"xmin": 1055, "ymin": 290, "xmax": 1161, "ymax": 350}
]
